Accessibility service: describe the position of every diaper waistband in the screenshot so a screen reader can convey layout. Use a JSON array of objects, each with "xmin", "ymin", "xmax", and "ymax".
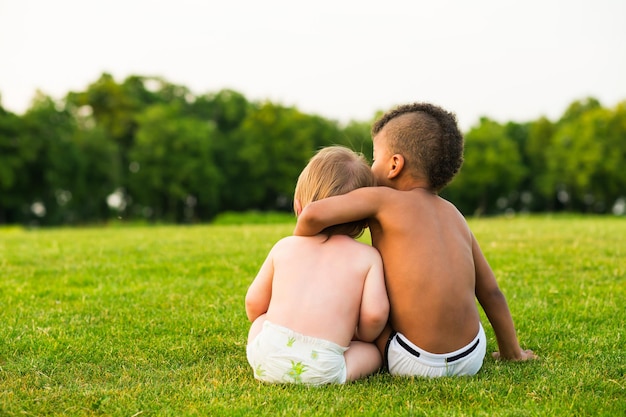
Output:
[
  {"xmin": 393, "ymin": 323, "xmax": 484, "ymax": 365},
  {"xmin": 263, "ymin": 320, "xmax": 349, "ymax": 352}
]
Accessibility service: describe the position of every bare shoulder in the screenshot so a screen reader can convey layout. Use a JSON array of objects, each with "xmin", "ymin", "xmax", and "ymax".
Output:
[
  {"xmin": 329, "ymin": 234, "xmax": 379, "ymax": 250},
  {"xmin": 268, "ymin": 235, "xmax": 303, "ymax": 253},
  {"xmin": 353, "ymin": 238, "xmax": 382, "ymax": 255},
  {"xmin": 272, "ymin": 235, "xmax": 295, "ymax": 246},
  {"xmin": 438, "ymin": 197, "xmax": 472, "ymax": 234},
  {"xmin": 334, "ymin": 236, "xmax": 382, "ymax": 263}
]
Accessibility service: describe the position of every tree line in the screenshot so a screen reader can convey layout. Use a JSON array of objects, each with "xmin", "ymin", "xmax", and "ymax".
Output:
[{"xmin": 1, "ymin": 73, "xmax": 624, "ymax": 225}]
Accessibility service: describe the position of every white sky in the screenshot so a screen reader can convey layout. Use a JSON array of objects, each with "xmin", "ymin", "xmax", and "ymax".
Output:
[{"xmin": 1, "ymin": 0, "xmax": 625, "ymax": 130}]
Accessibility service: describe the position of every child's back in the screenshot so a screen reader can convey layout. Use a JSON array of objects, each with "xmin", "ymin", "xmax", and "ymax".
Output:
[
  {"xmin": 368, "ymin": 187, "xmax": 480, "ymax": 354},
  {"xmin": 295, "ymin": 103, "xmax": 537, "ymax": 377},
  {"xmin": 245, "ymin": 146, "xmax": 389, "ymax": 385},
  {"xmin": 262, "ymin": 233, "xmax": 384, "ymax": 347}
]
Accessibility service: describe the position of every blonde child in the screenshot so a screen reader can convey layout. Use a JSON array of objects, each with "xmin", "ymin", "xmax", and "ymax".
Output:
[{"xmin": 245, "ymin": 146, "xmax": 389, "ymax": 385}]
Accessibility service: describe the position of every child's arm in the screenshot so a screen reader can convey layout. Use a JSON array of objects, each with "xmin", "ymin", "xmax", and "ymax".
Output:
[
  {"xmin": 355, "ymin": 253, "xmax": 389, "ymax": 342},
  {"xmin": 472, "ymin": 233, "xmax": 537, "ymax": 361},
  {"xmin": 294, "ymin": 187, "xmax": 384, "ymax": 236},
  {"xmin": 244, "ymin": 250, "xmax": 274, "ymax": 322}
]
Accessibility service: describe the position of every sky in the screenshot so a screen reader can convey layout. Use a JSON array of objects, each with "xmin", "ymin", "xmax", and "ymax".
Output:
[{"xmin": 1, "ymin": 0, "xmax": 625, "ymax": 131}]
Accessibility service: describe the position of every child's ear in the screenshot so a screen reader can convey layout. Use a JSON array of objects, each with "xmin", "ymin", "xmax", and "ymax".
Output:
[
  {"xmin": 294, "ymin": 199, "xmax": 303, "ymax": 216},
  {"xmin": 388, "ymin": 154, "xmax": 404, "ymax": 179}
]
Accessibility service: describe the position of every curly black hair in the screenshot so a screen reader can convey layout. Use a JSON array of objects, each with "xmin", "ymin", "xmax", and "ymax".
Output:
[{"xmin": 371, "ymin": 102, "xmax": 464, "ymax": 192}]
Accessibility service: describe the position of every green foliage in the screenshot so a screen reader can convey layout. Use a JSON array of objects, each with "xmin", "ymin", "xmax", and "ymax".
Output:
[
  {"xmin": 128, "ymin": 103, "xmax": 221, "ymax": 222},
  {"xmin": 70, "ymin": 126, "xmax": 121, "ymax": 222},
  {"xmin": 67, "ymin": 73, "xmax": 140, "ymax": 148},
  {"xmin": 232, "ymin": 103, "xmax": 331, "ymax": 210},
  {"xmin": 191, "ymin": 89, "xmax": 250, "ymax": 133},
  {"xmin": 1, "ymin": 73, "xmax": 626, "ymax": 225},
  {"xmin": 19, "ymin": 94, "xmax": 84, "ymax": 224},
  {"xmin": 1, "ymin": 217, "xmax": 624, "ymax": 415},
  {"xmin": 445, "ymin": 117, "xmax": 526, "ymax": 215},
  {"xmin": 444, "ymin": 98, "xmax": 626, "ymax": 216},
  {"xmin": 543, "ymin": 99, "xmax": 626, "ymax": 212},
  {"xmin": 341, "ymin": 120, "xmax": 374, "ymax": 162},
  {"xmin": 524, "ymin": 117, "xmax": 557, "ymax": 210},
  {"xmin": 0, "ymin": 105, "xmax": 27, "ymax": 222}
]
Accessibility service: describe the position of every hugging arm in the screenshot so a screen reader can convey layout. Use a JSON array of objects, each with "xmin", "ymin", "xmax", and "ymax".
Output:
[{"xmin": 294, "ymin": 187, "xmax": 384, "ymax": 236}]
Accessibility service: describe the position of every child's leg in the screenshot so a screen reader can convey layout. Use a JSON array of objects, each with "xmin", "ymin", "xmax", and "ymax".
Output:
[
  {"xmin": 344, "ymin": 340, "xmax": 382, "ymax": 382},
  {"xmin": 247, "ymin": 313, "xmax": 266, "ymax": 345}
]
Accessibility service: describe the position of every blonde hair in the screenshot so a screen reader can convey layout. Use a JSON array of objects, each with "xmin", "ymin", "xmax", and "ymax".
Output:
[{"xmin": 294, "ymin": 146, "xmax": 376, "ymax": 238}]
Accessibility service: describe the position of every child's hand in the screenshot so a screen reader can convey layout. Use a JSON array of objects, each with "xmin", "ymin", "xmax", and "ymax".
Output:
[{"xmin": 492, "ymin": 349, "xmax": 538, "ymax": 361}]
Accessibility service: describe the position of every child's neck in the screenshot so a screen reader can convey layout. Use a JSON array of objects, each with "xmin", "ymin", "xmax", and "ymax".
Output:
[{"xmin": 391, "ymin": 176, "xmax": 433, "ymax": 193}]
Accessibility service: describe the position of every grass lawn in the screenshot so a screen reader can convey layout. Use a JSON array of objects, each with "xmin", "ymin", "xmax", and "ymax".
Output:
[{"xmin": 1, "ymin": 215, "xmax": 624, "ymax": 416}]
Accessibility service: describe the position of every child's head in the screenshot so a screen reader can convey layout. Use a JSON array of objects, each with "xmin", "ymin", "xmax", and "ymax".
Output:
[
  {"xmin": 294, "ymin": 146, "xmax": 375, "ymax": 238},
  {"xmin": 371, "ymin": 102, "xmax": 464, "ymax": 192}
]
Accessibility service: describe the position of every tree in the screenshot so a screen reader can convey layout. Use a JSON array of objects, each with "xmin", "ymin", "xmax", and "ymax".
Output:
[
  {"xmin": 189, "ymin": 90, "xmax": 255, "ymax": 212},
  {"xmin": 0, "ymin": 105, "xmax": 28, "ymax": 223},
  {"xmin": 3, "ymin": 71, "xmax": 624, "ymax": 224},
  {"xmin": 545, "ymin": 100, "xmax": 626, "ymax": 212},
  {"xmin": 605, "ymin": 101, "xmax": 626, "ymax": 212},
  {"xmin": 229, "ymin": 102, "xmax": 319, "ymax": 211},
  {"xmin": 341, "ymin": 120, "xmax": 374, "ymax": 162},
  {"xmin": 558, "ymin": 97, "xmax": 602, "ymax": 125},
  {"xmin": 524, "ymin": 116, "xmax": 557, "ymax": 210},
  {"xmin": 128, "ymin": 103, "xmax": 221, "ymax": 222},
  {"xmin": 67, "ymin": 73, "xmax": 139, "ymax": 150},
  {"xmin": 14, "ymin": 93, "xmax": 82, "ymax": 224},
  {"xmin": 444, "ymin": 117, "xmax": 526, "ymax": 215},
  {"xmin": 190, "ymin": 89, "xmax": 250, "ymax": 133}
]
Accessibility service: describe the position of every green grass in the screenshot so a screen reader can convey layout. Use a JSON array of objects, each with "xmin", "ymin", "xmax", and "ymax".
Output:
[{"xmin": 1, "ymin": 216, "xmax": 624, "ymax": 416}]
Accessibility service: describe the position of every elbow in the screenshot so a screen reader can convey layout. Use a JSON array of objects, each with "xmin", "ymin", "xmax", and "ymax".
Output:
[
  {"xmin": 244, "ymin": 298, "xmax": 255, "ymax": 322},
  {"xmin": 374, "ymin": 302, "xmax": 390, "ymax": 328},
  {"xmin": 477, "ymin": 286, "xmax": 510, "ymax": 320},
  {"xmin": 294, "ymin": 204, "xmax": 324, "ymax": 236},
  {"xmin": 245, "ymin": 294, "xmax": 264, "ymax": 322},
  {"xmin": 477, "ymin": 285, "xmax": 505, "ymax": 305},
  {"xmin": 358, "ymin": 305, "xmax": 390, "ymax": 342}
]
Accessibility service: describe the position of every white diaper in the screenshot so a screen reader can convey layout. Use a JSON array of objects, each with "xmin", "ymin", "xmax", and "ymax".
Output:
[
  {"xmin": 246, "ymin": 320, "xmax": 348, "ymax": 385},
  {"xmin": 386, "ymin": 323, "xmax": 486, "ymax": 377}
]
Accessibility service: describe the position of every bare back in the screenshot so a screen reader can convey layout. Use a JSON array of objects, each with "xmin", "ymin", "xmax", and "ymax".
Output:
[
  {"xmin": 262, "ymin": 234, "xmax": 386, "ymax": 347},
  {"xmin": 370, "ymin": 188, "xmax": 481, "ymax": 353}
]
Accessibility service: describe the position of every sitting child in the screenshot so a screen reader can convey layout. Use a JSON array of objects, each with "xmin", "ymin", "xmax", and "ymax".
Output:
[
  {"xmin": 245, "ymin": 146, "xmax": 390, "ymax": 385},
  {"xmin": 295, "ymin": 103, "xmax": 537, "ymax": 377}
]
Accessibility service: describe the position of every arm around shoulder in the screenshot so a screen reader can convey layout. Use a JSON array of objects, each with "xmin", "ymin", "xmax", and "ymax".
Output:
[
  {"xmin": 293, "ymin": 201, "xmax": 330, "ymax": 236},
  {"xmin": 294, "ymin": 188, "xmax": 383, "ymax": 236}
]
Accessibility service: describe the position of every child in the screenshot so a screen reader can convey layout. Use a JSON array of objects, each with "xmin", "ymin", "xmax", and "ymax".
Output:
[
  {"xmin": 294, "ymin": 103, "xmax": 537, "ymax": 378},
  {"xmin": 245, "ymin": 146, "xmax": 389, "ymax": 385}
]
